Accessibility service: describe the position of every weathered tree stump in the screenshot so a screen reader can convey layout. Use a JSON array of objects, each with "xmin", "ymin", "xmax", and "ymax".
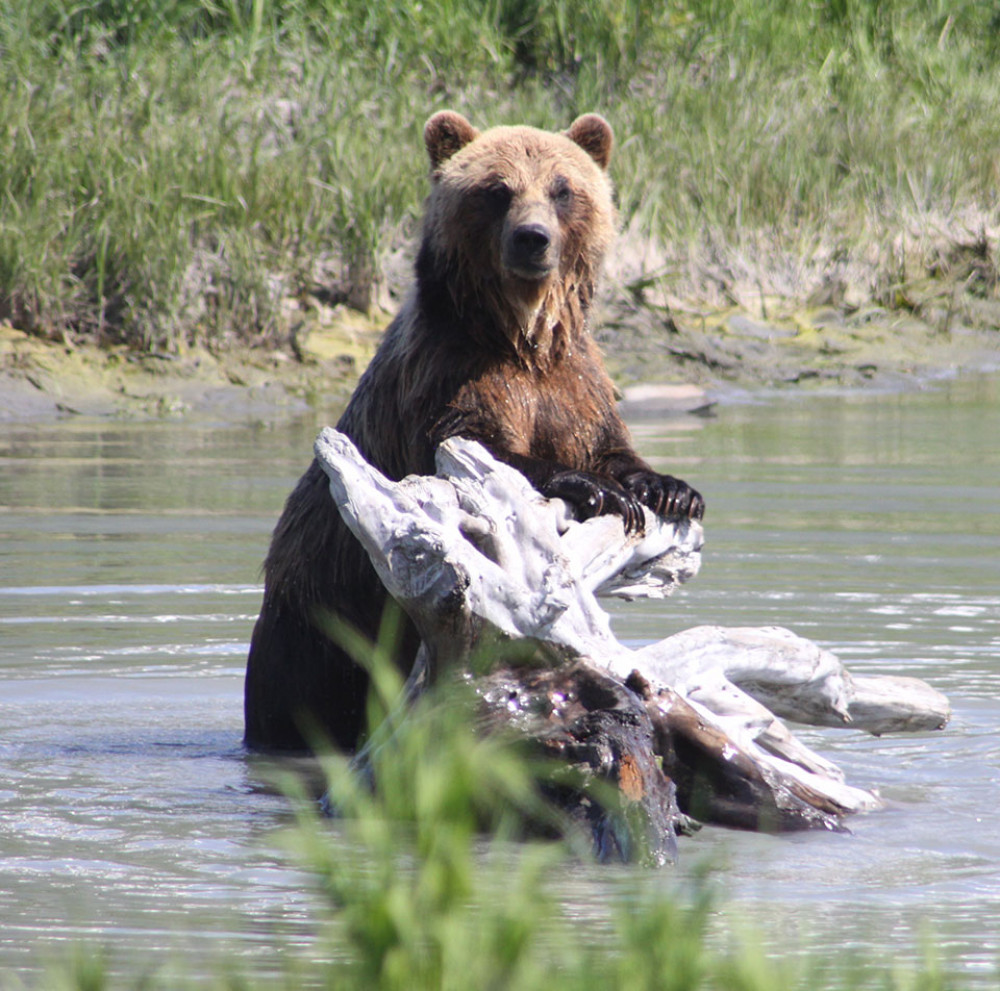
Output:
[
  {"xmin": 477, "ymin": 661, "xmax": 688, "ymax": 865},
  {"xmin": 314, "ymin": 428, "xmax": 950, "ymax": 862}
]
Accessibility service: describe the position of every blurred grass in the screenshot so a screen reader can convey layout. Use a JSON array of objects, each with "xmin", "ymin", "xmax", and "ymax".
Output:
[
  {"xmin": 1, "ymin": 0, "xmax": 998, "ymax": 352},
  {"xmin": 46, "ymin": 641, "xmax": 971, "ymax": 989},
  {"xmin": 266, "ymin": 637, "xmax": 968, "ymax": 990}
]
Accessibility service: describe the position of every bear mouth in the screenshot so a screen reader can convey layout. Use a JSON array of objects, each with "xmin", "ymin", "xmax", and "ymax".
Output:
[{"xmin": 505, "ymin": 260, "xmax": 556, "ymax": 281}]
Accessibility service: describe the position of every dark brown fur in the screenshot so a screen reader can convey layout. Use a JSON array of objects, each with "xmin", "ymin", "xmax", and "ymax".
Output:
[{"xmin": 244, "ymin": 112, "xmax": 704, "ymax": 752}]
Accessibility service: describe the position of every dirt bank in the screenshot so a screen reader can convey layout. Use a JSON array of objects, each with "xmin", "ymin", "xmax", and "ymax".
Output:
[
  {"xmin": 597, "ymin": 294, "xmax": 1000, "ymax": 395},
  {"xmin": 0, "ymin": 305, "xmax": 381, "ymax": 425},
  {"xmin": 3, "ymin": 291, "xmax": 998, "ymax": 425}
]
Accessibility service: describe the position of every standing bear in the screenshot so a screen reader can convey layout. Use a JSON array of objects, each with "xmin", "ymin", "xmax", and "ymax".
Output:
[{"xmin": 244, "ymin": 111, "xmax": 705, "ymax": 752}]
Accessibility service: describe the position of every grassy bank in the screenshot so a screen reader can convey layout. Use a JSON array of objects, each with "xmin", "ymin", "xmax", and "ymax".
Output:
[{"xmin": 1, "ymin": 0, "xmax": 998, "ymax": 364}]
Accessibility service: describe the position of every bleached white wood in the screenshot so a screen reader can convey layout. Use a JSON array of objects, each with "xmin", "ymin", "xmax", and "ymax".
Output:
[{"xmin": 314, "ymin": 428, "xmax": 951, "ymax": 819}]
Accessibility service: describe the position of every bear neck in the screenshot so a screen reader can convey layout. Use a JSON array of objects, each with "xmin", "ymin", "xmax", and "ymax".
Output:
[{"xmin": 416, "ymin": 243, "xmax": 595, "ymax": 370}]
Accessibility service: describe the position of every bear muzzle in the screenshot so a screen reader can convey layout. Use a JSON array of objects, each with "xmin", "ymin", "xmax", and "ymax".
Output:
[{"xmin": 503, "ymin": 220, "xmax": 560, "ymax": 280}]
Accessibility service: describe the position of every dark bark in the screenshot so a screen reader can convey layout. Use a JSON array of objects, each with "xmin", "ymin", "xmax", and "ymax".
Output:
[
  {"xmin": 623, "ymin": 671, "xmax": 848, "ymax": 834},
  {"xmin": 475, "ymin": 661, "xmax": 686, "ymax": 865},
  {"xmin": 472, "ymin": 661, "xmax": 847, "ymax": 862}
]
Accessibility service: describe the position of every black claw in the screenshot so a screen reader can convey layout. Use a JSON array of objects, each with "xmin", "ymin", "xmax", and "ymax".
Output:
[
  {"xmin": 541, "ymin": 470, "xmax": 645, "ymax": 533},
  {"xmin": 691, "ymin": 492, "xmax": 705, "ymax": 521},
  {"xmin": 621, "ymin": 470, "xmax": 705, "ymax": 523},
  {"xmin": 539, "ymin": 468, "xmax": 704, "ymax": 531}
]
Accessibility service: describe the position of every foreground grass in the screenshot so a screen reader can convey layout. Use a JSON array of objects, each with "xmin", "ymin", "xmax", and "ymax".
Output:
[
  {"xmin": 44, "ymin": 649, "xmax": 974, "ymax": 990},
  {"xmin": 1, "ymin": 0, "xmax": 998, "ymax": 356}
]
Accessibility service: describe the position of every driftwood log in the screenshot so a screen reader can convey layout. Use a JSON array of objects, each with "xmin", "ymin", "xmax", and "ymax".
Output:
[{"xmin": 314, "ymin": 428, "xmax": 950, "ymax": 864}]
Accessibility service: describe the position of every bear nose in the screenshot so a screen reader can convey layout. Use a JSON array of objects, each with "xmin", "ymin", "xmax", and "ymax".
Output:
[{"xmin": 512, "ymin": 223, "xmax": 551, "ymax": 259}]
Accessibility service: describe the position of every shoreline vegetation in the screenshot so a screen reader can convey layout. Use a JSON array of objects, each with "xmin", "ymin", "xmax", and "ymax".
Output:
[
  {"xmin": 5, "ymin": 2, "xmax": 996, "ymax": 986},
  {"xmin": 2, "ymin": 0, "xmax": 999, "ymax": 421}
]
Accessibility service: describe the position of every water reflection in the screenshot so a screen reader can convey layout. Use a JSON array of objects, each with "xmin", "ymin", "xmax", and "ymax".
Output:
[{"xmin": 1, "ymin": 378, "xmax": 999, "ymax": 983}]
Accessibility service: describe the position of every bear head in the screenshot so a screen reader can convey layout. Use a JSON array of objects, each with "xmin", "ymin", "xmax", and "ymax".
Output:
[{"xmin": 418, "ymin": 111, "xmax": 618, "ymax": 363}]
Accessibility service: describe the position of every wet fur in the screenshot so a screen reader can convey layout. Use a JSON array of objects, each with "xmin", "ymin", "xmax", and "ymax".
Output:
[{"xmin": 244, "ymin": 113, "xmax": 702, "ymax": 752}]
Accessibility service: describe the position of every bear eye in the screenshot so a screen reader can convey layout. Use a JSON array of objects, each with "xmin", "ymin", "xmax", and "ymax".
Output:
[
  {"xmin": 551, "ymin": 177, "xmax": 573, "ymax": 206},
  {"xmin": 477, "ymin": 180, "xmax": 512, "ymax": 211}
]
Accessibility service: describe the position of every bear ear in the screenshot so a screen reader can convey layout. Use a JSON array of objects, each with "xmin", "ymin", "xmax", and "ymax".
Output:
[
  {"xmin": 424, "ymin": 111, "xmax": 479, "ymax": 169},
  {"xmin": 565, "ymin": 114, "xmax": 614, "ymax": 170}
]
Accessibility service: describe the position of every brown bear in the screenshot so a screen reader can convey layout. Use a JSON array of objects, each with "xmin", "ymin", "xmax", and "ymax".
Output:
[{"xmin": 244, "ymin": 111, "xmax": 704, "ymax": 752}]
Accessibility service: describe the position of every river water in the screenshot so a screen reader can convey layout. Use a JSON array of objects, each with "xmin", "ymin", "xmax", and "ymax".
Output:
[{"xmin": 2, "ymin": 375, "xmax": 999, "ymax": 985}]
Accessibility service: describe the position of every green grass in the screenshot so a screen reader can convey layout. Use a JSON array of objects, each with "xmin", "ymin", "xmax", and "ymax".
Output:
[
  {"xmin": 259, "ymin": 643, "xmax": 969, "ymax": 991},
  {"xmin": 1, "ymin": 1, "xmax": 998, "ymax": 351},
  {"xmin": 41, "ymin": 643, "xmax": 973, "ymax": 990}
]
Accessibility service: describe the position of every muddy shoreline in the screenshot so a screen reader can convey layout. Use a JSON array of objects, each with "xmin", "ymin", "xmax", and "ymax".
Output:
[{"xmin": 3, "ymin": 297, "xmax": 998, "ymax": 425}]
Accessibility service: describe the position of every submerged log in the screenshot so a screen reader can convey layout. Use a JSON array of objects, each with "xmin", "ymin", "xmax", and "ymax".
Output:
[
  {"xmin": 477, "ymin": 661, "xmax": 688, "ymax": 865},
  {"xmin": 314, "ymin": 428, "xmax": 950, "ymax": 861}
]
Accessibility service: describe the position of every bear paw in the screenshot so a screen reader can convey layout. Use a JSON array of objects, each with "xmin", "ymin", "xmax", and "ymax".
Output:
[
  {"xmin": 542, "ymin": 470, "xmax": 646, "ymax": 534},
  {"xmin": 620, "ymin": 471, "xmax": 705, "ymax": 522}
]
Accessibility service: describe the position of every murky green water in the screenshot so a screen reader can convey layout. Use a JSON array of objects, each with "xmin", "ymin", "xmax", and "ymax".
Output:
[{"xmin": 2, "ymin": 376, "xmax": 999, "ymax": 985}]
